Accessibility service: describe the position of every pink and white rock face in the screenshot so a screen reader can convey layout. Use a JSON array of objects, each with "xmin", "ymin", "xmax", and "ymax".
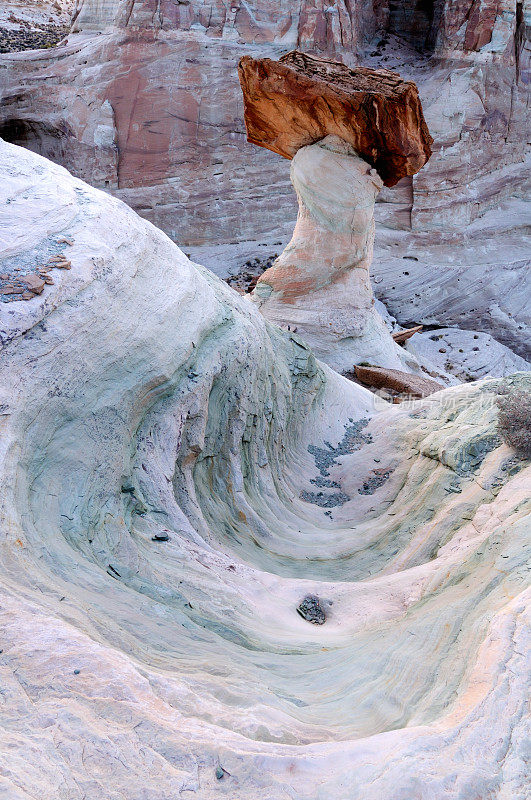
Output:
[{"xmin": 0, "ymin": 0, "xmax": 529, "ymax": 354}]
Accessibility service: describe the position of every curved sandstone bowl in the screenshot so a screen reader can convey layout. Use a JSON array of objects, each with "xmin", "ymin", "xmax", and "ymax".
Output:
[{"xmin": 1, "ymin": 140, "xmax": 529, "ymax": 799}]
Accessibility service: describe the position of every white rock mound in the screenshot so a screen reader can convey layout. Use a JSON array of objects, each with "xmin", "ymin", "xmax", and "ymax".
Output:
[
  {"xmin": 0, "ymin": 140, "xmax": 529, "ymax": 799},
  {"xmin": 406, "ymin": 327, "xmax": 531, "ymax": 382}
]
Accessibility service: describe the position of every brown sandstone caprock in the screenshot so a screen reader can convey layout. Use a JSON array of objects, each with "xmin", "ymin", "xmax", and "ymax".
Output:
[{"xmin": 238, "ymin": 50, "xmax": 432, "ymax": 188}]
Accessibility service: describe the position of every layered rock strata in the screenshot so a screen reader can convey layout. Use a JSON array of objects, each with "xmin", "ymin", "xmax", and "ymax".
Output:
[
  {"xmin": 238, "ymin": 50, "xmax": 432, "ymax": 187},
  {"xmin": 1, "ymin": 140, "xmax": 530, "ymax": 800},
  {"xmin": 0, "ymin": 1, "xmax": 528, "ymax": 352}
]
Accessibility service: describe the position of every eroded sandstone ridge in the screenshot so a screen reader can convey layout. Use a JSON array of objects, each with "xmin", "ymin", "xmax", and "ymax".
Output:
[
  {"xmin": 1, "ymin": 139, "xmax": 529, "ymax": 800},
  {"xmin": 241, "ymin": 53, "xmax": 431, "ymax": 372},
  {"xmin": 238, "ymin": 50, "xmax": 432, "ymax": 187}
]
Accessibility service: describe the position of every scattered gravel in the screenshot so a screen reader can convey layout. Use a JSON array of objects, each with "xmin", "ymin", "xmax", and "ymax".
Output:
[
  {"xmin": 301, "ymin": 419, "xmax": 372, "ymax": 509},
  {"xmin": 300, "ymin": 489, "xmax": 350, "ymax": 508},
  {"xmin": 308, "ymin": 419, "xmax": 373, "ymax": 477},
  {"xmin": 358, "ymin": 468, "xmax": 394, "ymax": 495},
  {"xmin": 0, "ymin": 24, "xmax": 69, "ymax": 53},
  {"xmin": 225, "ymin": 253, "xmax": 278, "ymax": 293}
]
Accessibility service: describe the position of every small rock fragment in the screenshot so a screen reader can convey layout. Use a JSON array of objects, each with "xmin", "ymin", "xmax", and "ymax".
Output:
[
  {"xmin": 215, "ymin": 765, "xmax": 230, "ymax": 780},
  {"xmin": 151, "ymin": 533, "xmax": 170, "ymax": 542},
  {"xmin": 354, "ymin": 365, "xmax": 444, "ymax": 399},
  {"xmin": 21, "ymin": 274, "xmax": 45, "ymax": 294},
  {"xmin": 391, "ymin": 325, "xmax": 423, "ymax": 344},
  {"xmin": 297, "ymin": 594, "xmax": 326, "ymax": 625}
]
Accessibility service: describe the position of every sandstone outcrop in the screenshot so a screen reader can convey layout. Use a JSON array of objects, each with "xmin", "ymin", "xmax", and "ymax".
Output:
[
  {"xmin": 1, "ymin": 140, "xmax": 530, "ymax": 800},
  {"xmin": 238, "ymin": 50, "xmax": 432, "ymax": 187},
  {"xmin": 251, "ymin": 135, "xmax": 418, "ymax": 372}
]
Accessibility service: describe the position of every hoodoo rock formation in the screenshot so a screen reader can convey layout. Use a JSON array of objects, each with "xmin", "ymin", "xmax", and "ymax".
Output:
[
  {"xmin": 241, "ymin": 54, "xmax": 431, "ymax": 372},
  {"xmin": 238, "ymin": 50, "xmax": 432, "ymax": 187},
  {"xmin": 1, "ymin": 139, "xmax": 530, "ymax": 800},
  {"xmin": 251, "ymin": 135, "xmax": 409, "ymax": 372}
]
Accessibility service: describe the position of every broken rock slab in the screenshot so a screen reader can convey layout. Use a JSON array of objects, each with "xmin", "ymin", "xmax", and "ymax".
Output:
[{"xmin": 353, "ymin": 365, "xmax": 445, "ymax": 399}]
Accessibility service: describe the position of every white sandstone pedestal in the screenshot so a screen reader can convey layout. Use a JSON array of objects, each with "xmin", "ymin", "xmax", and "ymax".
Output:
[{"xmin": 252, "ymin": 135, "xmax": 416, "ymax": 374}]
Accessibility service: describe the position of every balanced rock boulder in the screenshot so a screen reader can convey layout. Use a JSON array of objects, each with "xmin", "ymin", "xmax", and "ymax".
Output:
[
  {"xmin": 238, "ymin": 50, "xmax": 432, "ymax": 187},
  {"xmin": 242, "ymin": 52, "xmax": 432, "ymax": 373}
]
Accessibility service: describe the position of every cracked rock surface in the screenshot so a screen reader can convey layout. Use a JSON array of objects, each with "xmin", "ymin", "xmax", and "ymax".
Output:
[{"xmin": 238, "ymin": 49, "xmax": 432, "ymax": 187}]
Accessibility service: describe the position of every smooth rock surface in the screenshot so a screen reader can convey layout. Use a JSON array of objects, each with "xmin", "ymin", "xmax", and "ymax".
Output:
[
  {"xmin": 251, "ymin": 136, "xmax": 416, "ymax": 373},
  {"xmin": 1, "ymin": 140, "xmax": 530, "ymax": 800},
  {"xmin": 405, "ymin": 327, "xmax": 531, "ymax": 383}
]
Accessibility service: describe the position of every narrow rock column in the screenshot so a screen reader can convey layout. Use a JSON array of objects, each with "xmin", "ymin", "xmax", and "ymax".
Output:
[{"xmin": 252, "ymin": 135, "xmax": 411, "ymax": 373}]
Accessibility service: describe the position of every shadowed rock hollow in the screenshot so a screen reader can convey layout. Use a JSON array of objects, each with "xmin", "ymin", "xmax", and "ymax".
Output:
[{"xmin": 0, "ymin": 140, "xmax": 529, "ymax": 799}]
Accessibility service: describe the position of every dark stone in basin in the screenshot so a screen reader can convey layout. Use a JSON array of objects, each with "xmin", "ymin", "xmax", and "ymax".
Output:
[{"xmin": 297, "ymin": 594, "xmax": 326, "ymax": 625}]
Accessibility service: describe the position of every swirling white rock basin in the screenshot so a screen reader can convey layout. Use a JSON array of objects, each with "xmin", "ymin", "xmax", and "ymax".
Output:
[{"xmin": 0, "ymin": 141, "xmax": 529, "ymax": 799}]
